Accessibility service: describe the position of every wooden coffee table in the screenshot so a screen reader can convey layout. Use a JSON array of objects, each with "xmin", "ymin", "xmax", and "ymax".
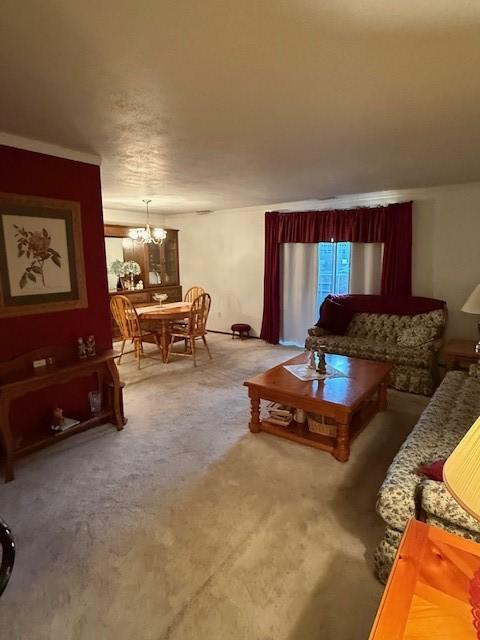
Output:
[{"xmin": 243, "ymin": 352, "xmax": 392, "ymax": 462}]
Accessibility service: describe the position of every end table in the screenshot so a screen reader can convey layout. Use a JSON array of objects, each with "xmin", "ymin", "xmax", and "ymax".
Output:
[
  {"xmin": 444, "ymin": 339, "xmax": 479, "ymax": 371},
  {"xmin": 369, "ymin": 519, "xmax": 480, "ymax": 639}
]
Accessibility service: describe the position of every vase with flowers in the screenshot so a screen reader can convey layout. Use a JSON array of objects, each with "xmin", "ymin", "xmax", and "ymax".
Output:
[
  {"xmin": 109, "ymin": 259, "xmax": 125, "ymax": 291},
  {"xmin": 121, "ymin": 260, "xmax": 141, "ymax": 290}
]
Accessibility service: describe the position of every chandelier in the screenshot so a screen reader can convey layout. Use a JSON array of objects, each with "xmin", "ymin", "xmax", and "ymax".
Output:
[{"xmin": 129, "ymin": 199, "xmax": 167, "ymax": 245}]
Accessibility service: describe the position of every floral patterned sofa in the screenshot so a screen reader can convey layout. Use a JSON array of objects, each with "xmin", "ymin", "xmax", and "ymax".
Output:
[
  {"xmin": 305, "ymin": 295, "xmax": 447, "ymax": 395},
  {"xmin": 374, "ymin": 366, "xmax": 480, "ymax": 583}
]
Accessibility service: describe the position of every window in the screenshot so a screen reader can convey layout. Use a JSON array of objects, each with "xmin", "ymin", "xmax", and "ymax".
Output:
[{"xmin": 316, "ymin": 241, "xmax": 351, "ymax": 308}]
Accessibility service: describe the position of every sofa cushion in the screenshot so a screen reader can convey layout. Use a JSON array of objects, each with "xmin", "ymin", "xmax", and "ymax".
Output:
[
  {"xmin": 307, "ymin": 334, "xmax": 435, "ymax": 368},
  {"xmin": 422, "ymin": 481, "xmax": 480, "ymax": 535},
  {"xmin": 397, "ymin": 326, "xmax": 437, "ymax": 347},
  {"xmin": 346, "ymin": 312, "xmax": 405, "ymax": 342},
  {"xmin": 346, "ymin": 308, "xmax": 446, "ymax": 342},
  {"xmin": 411, "ymin": 308, "xmax": 446, "ymax": 331},
  {"xmin": 316, "ymin": 297, "xmax": 354, "ymax": 335}
]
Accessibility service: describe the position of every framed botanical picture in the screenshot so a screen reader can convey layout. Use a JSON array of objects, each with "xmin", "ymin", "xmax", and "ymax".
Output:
[{"xmin": 0, "ymin": 192, "xmax": 88, "ymax": 317}]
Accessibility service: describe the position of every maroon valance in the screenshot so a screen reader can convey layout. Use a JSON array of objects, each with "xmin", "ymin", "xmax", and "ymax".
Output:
[{"xmin": 260, "ymin": 202, "xmax": 413, "ymax": 344}]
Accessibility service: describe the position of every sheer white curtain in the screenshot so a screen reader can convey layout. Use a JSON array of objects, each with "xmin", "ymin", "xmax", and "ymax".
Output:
[
  {"xmin": 350, "ymin": 243, "xmax": 383, "ymax": 294},
  {"xmin": 280, "ymin": 243, "xmax": 318, "ymax": 347},
  {"xmin": 280, "ymin": 242, "xmax": 383, "ymax": 347}
]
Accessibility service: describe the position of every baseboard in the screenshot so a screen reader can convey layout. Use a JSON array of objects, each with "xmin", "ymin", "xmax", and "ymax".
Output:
[{"xmin": 207, "ymin": 330, "xmax": 260, "ymax": 339}]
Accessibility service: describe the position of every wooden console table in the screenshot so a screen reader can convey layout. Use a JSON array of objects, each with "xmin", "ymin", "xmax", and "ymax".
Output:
[{"xmin": 0, "ymin": 346, "xmax": 126, "ymax": 482}]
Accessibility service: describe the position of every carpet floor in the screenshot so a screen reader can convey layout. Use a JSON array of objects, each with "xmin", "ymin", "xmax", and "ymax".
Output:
[{"xmin": 0, "ymin": 335, "xmax": 428, "ymax": 640}]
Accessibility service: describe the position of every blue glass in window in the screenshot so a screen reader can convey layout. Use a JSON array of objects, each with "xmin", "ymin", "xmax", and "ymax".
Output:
[{"xmin": 317, "ymin": 242, "xmax": 351, "ymax": 309}]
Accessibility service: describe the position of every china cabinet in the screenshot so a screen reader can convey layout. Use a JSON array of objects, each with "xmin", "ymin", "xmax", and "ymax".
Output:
[{"xmin": 104, "ymin": 225, "xmax": 182, "ymax": 336}]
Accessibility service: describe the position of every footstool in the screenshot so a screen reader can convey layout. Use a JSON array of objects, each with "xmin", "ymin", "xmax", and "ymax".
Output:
[{"xmin": 231, "ymin": 323, "xmax": 251, "ymax": 339}]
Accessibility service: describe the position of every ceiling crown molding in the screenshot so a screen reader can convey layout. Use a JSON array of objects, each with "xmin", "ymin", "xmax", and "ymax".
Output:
[{"xmin": 0, "ymin": 131, "xmax": 101, "ymax": 166}]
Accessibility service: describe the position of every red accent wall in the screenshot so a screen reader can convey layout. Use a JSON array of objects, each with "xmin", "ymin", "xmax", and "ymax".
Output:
[
  {"xmin": 0, "ymin": 144, "xmax": 112, "ymax": 439},
  {"xmin": 0, "ymin": 144, "xmax": 111, "ymax": 358}
]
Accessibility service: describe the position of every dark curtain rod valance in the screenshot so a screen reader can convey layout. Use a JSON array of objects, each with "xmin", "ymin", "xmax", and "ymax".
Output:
[{"xmin": 260, "ymin": 201, "xmax": 413, "ymax": 344}]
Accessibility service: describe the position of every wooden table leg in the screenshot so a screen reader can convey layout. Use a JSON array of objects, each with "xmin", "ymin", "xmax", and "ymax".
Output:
[
  {"xmin": 249, "ymin": 396, "xmax": 261, "ymax": 433},
  {"xmin": 333, "ymin": 418, "xmax": 350, "ymax": 462},
  {"xmin": 160, "ymin": 320, "xmax": 169, "ymax": 363},
  {"xmin": 0, "ymin": 399, "xmax": 15, "ymax": 482},
  {"xmin": 106, "ymin": 359, "xmax": 125, "ymax": 429},
  {"xmin": 378, "ymin": 380, "xmax": 388, "ymax": 411}
]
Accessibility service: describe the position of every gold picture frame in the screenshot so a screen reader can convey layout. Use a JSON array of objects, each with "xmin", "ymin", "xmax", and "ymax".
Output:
[{"xmin": 0, "ymin": 192, "xmax": 88, "ymax": 317}]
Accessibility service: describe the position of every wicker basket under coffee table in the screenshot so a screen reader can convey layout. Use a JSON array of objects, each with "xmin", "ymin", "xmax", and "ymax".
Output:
[{"xmin": 243, "ymin": 352, "xmax": 391, "ymax": 462}]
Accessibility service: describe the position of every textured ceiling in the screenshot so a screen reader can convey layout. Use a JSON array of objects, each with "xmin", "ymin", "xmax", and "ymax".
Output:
[{"xmin": 2, "ymin": 1, "xmax": 480, "ymax": 213}]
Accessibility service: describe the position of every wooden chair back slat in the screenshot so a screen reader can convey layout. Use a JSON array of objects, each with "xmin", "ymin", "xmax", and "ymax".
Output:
[
  {"xmin": 187, "ymin": 293, "xmax": 211, "ymax": 335},
  {"xmin": 167, "ymin": 292, "xmax": 213, "ymax": 366},
  {"xmin": 110, "ymin": 296, "xmax": 142, "ymax": 340},
  {"xmin": 184, "ymin": 286, "xmax": 205, "ymax": 303}
]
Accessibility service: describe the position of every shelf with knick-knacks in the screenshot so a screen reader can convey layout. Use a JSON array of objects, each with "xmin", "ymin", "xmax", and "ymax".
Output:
[
  {"xmin": 0, "ymin": 342, "xmax": 125, "ymax": 482},
  {"xmin": 104, "ymin": 224, "xmax": 182, "ymax": 336}
]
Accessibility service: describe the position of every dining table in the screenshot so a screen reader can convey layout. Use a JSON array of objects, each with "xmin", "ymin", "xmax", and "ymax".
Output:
[{"xmin": 136, "ymin": 301, "xmax": 192, "ymax": 363}]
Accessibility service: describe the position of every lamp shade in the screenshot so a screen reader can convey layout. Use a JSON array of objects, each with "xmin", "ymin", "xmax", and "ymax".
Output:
[
  {"xmin": 443, "ymin": 415, "xmax": 480, "ymax": 520},
  {"xmin": 462, "ymin": 285, "xmax": 480, "ymax": 314}
]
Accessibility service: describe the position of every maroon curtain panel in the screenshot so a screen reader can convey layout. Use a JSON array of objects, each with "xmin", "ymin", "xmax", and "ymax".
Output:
[{"xmin": 260, "ymin": 201, "xmax": 413, "ymax": 343}]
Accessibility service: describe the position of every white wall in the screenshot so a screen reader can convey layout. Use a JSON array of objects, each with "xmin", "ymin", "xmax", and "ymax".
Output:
[
  {"xmin": 410, "ymin": 184, "xmax": 480, "ymax": 339},
  {"xmin": 166, "ymin": 207, "xmax": 266, "ymax": 334},
  {"xmin": 160, "ymin": 183, "xmax": 480, "ymax": 340}
]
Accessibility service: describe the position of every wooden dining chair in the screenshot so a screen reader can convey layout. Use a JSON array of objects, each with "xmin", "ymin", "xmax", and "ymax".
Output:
[
  {"xmin": 110, "ymin": 295, "xmax": 160, "ymax": 369},
  {"xmin": 173, "ymin": 286, "xmax": 206, "ymax": 332},
  {"xmin": 184, "ymin": 286, "xmax": 205, "ymax": 303},
  {"xmin": 167, "ymin": 293, "xmax": 212, "ymax": 367}
]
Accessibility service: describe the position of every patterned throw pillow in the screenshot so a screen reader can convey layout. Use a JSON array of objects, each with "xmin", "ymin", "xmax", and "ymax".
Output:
[{"xmin": 397, "ymin": 326, "xmax": 436, "ymax": 347}]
